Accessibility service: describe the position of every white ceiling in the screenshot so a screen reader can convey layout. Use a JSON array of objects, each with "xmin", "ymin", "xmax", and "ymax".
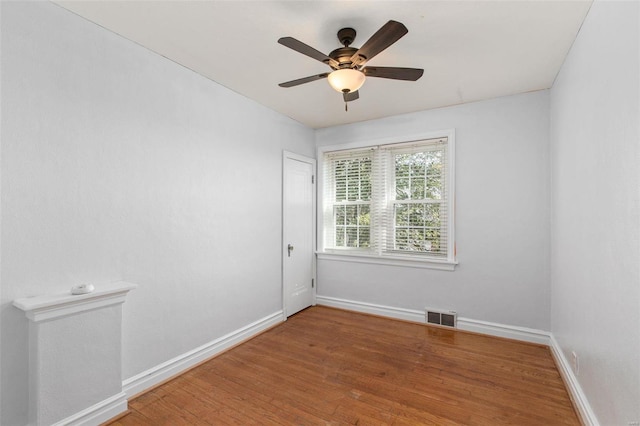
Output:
[{"xmin": 54, "ymin": 1, "xmax": 592, "ymax": 129}]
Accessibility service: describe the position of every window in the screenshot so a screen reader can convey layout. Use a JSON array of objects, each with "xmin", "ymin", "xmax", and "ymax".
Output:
[
  {"xmin": 325, "ymin": 151, "xmax": 373, "ymax": 249},
  {"xmin": 320, "ymin": 135, "xmax": 456, "ymax": 269}
]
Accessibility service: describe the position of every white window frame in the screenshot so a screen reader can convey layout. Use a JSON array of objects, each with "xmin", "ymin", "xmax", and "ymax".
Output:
[{"xmin": 317, "ymin": 129, "xmax": 457, "ymax": 271}]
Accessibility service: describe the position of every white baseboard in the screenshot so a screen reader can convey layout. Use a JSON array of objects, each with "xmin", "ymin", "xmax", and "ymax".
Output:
[
  {"xmin": 549, "ymin": 335, "xmax": 600, "ymax": 426},
  {"xmin": 456, "ymin": 317, "xmax": 550, "ymax": 345},
  {"xmin": 316, "ymin": 295, "xmax": 425, "ymax": 322},
  {"xmin": 122, "ymin": 311, "xmax": 284, "ymax": 398},
  {"xmin": 51, "ymin": 392, "xmax": 127, "ymax": 426},
  {"xmin": 316, "ymin": 295, "xmax": 550, "ymax": 345}
]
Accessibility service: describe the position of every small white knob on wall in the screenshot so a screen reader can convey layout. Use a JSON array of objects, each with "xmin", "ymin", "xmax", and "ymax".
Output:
[{"xmin": 71, "ymin": 284, "xmax": 95, "ymax": 295}]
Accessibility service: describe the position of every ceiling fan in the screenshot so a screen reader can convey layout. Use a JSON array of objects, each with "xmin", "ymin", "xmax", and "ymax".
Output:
[{"xmin": 277, "ymin": 20, "xmax": 424, "ymax": 109}]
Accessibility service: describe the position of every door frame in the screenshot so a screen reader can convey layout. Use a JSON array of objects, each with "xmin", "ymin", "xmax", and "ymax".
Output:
[{"xmin": 282, "ymin": 151, "xmax": 317, "ymax": 318}]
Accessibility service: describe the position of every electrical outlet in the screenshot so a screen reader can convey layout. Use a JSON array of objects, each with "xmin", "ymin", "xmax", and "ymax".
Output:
[{"xmin": 571, "ymin": 351, "xmax": 579, "ymax": 376}]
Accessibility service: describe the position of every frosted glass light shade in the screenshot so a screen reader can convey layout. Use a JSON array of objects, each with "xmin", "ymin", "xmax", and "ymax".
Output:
[{"xmin": 327, "ymin": 69, "xmax": 366, "ymax": 93}]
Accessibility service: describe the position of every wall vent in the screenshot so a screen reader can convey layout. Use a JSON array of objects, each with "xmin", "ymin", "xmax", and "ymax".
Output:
[{"xmin": 425, "ymin": 308, "xmax": 457, "ymax": 328}]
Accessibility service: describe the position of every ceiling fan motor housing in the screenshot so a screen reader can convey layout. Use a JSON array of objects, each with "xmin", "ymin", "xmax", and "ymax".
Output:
[
  {"xmin": 328, "ymin": 47, "xmax": 359, "ymax": 69},
  {"xmin": 330, "ymin": 28, "xmax": 360, "ymax": 70}
]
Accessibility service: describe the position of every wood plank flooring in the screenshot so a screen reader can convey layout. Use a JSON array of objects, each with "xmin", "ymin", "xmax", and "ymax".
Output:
[{"xmin": 109, "ymin": 306, "xmax": 579, "ymax": 425}]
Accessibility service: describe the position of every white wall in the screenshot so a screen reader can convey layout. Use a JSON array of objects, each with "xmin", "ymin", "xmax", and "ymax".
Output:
[
  {"xmin": 550, "ymin": 1, "xmax": 640, "ymax": 424},
  {"xmin": 0, "ymin": 2, "xmax": 314, "ymax": 425},
  {"xmin": 316, "ymin": 91, "xmax": 551, "ymax": 331}
]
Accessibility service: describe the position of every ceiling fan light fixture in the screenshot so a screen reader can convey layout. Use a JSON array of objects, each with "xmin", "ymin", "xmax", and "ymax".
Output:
[{"xmin": 327, "ymin": 69, "xmax": 366, "ymax": 93}]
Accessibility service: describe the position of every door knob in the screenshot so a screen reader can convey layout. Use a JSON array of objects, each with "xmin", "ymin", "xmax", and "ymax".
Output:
[{"xmin": 287, "ymin": 244, "xmax": 294, "ymax": 257}]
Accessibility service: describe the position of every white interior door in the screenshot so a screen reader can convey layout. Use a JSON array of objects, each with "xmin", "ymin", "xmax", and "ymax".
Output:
[{"xmin": 283, "ymin": 152, "xmax": 315, "ymax": 317}]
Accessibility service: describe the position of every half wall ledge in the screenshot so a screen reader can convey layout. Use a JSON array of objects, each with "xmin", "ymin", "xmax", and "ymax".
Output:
[
  {"xmin": 13, "ymin": 280, "xmax": 138, "ymax": 322},
  {"xmin": 13, "ymin": 281, "xmax": 137, "ymax": 426}
]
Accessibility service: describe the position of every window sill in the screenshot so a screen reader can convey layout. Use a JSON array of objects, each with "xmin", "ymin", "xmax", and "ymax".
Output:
[{"xmin": 316, "ymin": 251, "xmax": 458, "ymax": 271}]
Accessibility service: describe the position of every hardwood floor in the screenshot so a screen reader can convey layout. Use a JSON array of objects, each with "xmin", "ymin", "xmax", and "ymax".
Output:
[{"xmin": 109, "ymin": 306, "xmax": 579, "ymax": 425}]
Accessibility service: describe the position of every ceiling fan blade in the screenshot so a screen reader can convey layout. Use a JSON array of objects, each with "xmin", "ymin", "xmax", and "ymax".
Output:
[
  {"xmin": 363, "ymin": 66, "xmax": 424, "ymax": 81},
  {"xmin": 278, "ymin": 73, "xmax": 330, "ymax": 88},
  {"xmin": 278, "ymin": 37, "xmax": 339, "ymax": 68},
  {"xmin": 350, "ymin": 20, "xmax": 408, "ymax": 67},
  {"xmin": 343, "ymin": 91, "xmax": 360, "ymax": 102}
]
